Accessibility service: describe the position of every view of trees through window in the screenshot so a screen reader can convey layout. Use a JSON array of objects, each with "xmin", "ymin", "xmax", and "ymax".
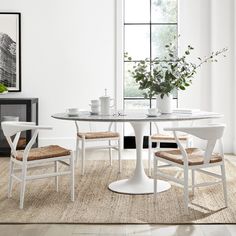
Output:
[
  {"xmin": 124, "ymin": 0, "xmax": 178, "ymax": 108},
  {"xmin": 122, "ymin": 0, "xmax": 178, "ymax": 139}
]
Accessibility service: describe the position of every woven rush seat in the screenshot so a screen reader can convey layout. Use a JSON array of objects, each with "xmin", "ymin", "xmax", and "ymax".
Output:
[
  {"xmin": 15, "ymin": 145, "xmax": 71, "ymax": 161},
  {"xmin": 77, "ymin": 131, "xmax": 119, "ymax": 139},
  {"xmin": 151, "ymin": 133, "xmax": 189, "ymax": 141},
  {"xmin": 155, "ymin": 148, "xmax": 222, "ymax": 166}
]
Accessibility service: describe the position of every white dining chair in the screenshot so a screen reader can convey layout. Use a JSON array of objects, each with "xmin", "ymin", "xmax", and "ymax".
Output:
[
  {"xmin": 75, "ymin": 122, "xmax": 121, "ymax": 175},
  {"xmin": 1, "ymin": 121, "xmax": 75, "ymax": 209},
  {"xmin": 148, "ymin": 122, "xmax": 193, "ymax": 174},
  {"xmin": 153, "ymin": 124, "xmax": 227, "ymax": 214}
]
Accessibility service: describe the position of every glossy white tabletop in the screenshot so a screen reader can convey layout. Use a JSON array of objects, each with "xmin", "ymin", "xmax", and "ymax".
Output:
[{"xmin": 52, "ymin": 110, "xmax": 222, "ymax": 122}]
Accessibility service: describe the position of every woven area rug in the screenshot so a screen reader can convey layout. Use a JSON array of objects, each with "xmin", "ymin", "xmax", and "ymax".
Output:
[{"xmin": 0, "ymin": 158, "xmax": 235, "ymax": 223}]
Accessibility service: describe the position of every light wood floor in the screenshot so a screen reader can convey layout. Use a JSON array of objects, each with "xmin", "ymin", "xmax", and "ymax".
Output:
[
  {"xmin": 1, "ymin": 224, "xmax": 236, "ymax": 236},
  {"xmin": 1, "ymin": 149, "xmax": 236, "ymax": 236}
]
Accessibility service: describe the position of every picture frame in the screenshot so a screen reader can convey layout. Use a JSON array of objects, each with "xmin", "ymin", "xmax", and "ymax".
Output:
[{"xmin": 0, "ymin": 12, "xmax": 21, "ymax": 92}]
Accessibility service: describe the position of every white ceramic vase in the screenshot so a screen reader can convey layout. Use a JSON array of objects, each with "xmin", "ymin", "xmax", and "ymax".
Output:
[{"xmin": 156, "ymin": 94, "xmax": 173, "ymax": 114}]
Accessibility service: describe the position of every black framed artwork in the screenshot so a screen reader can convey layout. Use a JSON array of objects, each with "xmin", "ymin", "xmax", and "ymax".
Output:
[{"xmin": 0, "ymin": 13, "xmax": 21, "ymax": 92}]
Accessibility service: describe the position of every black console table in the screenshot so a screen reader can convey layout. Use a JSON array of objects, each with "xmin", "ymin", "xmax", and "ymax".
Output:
[{"xmin": 0, "ymin": 98, "xmax": 38, "ymax": 156}]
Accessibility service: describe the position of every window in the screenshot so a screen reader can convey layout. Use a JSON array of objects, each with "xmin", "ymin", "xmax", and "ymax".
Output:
[{"xmin": 123, "ymin": 0, "xmax": 178, "ymax": 146}]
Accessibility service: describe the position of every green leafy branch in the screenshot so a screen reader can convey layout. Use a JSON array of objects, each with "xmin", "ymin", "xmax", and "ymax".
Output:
[
  {"xmin": 0, "ymin": 83, "xmax": 8, "ymax": 93},
  {"xmin": 125, "ymin": 39, "xmax": 227, "ymax": 99}
]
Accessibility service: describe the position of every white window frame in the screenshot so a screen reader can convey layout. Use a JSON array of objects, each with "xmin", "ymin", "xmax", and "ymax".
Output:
[
  {"xmin": 115, "ymin": 0, "xmax": 179, "ymax": 148},
  {"xmin": 115, "ymin": 0, "xmax": 125, "ymax": 147}
]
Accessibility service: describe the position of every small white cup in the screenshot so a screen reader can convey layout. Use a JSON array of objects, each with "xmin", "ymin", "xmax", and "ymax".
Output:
[
  {"xmin": 67, "ymin": 108, "xmax": 78, "ymax": 115},
  {"xmin": 148, "ymin": 108, "xmax": 158, "ymax": 116},
  {"xmin": 91, "ymin": 100, "xmax": 99, "ymax": 105},
  {"xmin": 90, "ymin": 104, "xmax": 99, "ymax": 108}
]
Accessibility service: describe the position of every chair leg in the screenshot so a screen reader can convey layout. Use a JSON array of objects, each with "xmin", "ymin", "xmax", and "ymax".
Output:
[
  {"xmin": 75, "ymin": 137, "xmax": 79, "ymax": 165},
  {"xmin": 183, "ymin": 167, "xmax": 189, "ymax": 214},
  {"xmin": 148, "ymin": 137, "xmax": 152, "ymax": 176},
  {"xmin": 70, "ymin": 152, "xmax": 75, "ymax": 202},
  {"xmin": 192, "ymin": 169, "xmax": 195, "ymax": 196},
  {"xmin": 118, "ymin": 139, "xmax": 121, "ymax": 173},
  {"xmin": 19, "ymin": 165, "xmax": 27, "ymax": 209},
  {"xmin": 221, "ymin": 164, "xmax": 228, "ymax": 207},
  {"xmin": 55, "ymin": 161, "xmax": 59, "ymax": 192},
  {"xmin": 8, "ymin": 159, "xmax": 14, "ymax": 198},
  {"xmin": 109, "ymin": 140, "xmax": 112, "ymax": 166},
  {"xmin": 81, "ymin": 138, "xmax": 85, "ymax": 175}
]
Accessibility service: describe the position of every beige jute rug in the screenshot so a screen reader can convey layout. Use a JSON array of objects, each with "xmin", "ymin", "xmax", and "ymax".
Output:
[{"xmin": 0, "ymin": 158, "xmax": 235, "ymax": 223}]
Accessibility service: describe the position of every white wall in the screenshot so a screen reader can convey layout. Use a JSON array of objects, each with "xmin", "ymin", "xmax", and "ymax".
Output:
[
  {"xmin": 179, "ymin": 0, "xmax": 235, "ymax": 153},
  {"xmin": 234, "ymin": 0, "xmax": 236, "ymax": 154},
  {"xmin": 0, "ymin": 0, "xmax": 116, "ymax": 148}
]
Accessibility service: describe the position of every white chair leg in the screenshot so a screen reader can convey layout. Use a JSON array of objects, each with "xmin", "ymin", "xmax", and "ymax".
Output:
[
  {"xmin": 118, "ymin": 139, "xmax": 121, "ymax": 173},
  {"xmin": 148, "ymin": 137, "xmax": 152, "ymax": 176},
  {"xmin": 55, "ymin": 161, "xmax": 59, "ymax": 192},
  {"xmin": 184, "ymin": 167, "xmax": 189, "ymax": 214},
  {"xmin": 153, "ymin": 157, "xmax": 158, "ymax": 202},
  {"xmin": 8, "ymin": 159, "xmax": 14, "ymax": 198},
  {"xmin": 79, "ymin": 138, "xmax": 82, "ymax": 162},
  {"xmin": 81, "ymin": 137, "xmax": 85, "ymax": 175},
  {"xmin": 70, "ymin": 152, "xmax": 75, "ymax": 202},
  {"xmin": 109, "ymin": 140, "xmax": 112, "ymax": 166},
  {"xmin": 75, "ymin": 137, "xmax": 79, "ymax": 165},
  {"xmin": 192, "ymin": 169, "xmax": 195, "ymax": 195},
  {"xmin": 19, "ymin": 165, "xmax": 27, "ymax": 209},
  {"xmin": 221, "ymin": 164, "xmax": 228, "ymax": 207}
]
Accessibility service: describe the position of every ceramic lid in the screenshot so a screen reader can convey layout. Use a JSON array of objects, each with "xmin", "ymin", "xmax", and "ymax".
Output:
[{"xmin": 100, "ymin": 88, "xmax": 111, "ymax": 100}]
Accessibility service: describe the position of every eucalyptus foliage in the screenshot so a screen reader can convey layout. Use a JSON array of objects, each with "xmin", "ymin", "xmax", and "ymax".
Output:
[
  {"xmin": 126, "ymin": 40, "xmax": 227, "ymax": 99},
  {"xmin": 0, "ymin": 83, "xmax": 7, "ymax": 93}
]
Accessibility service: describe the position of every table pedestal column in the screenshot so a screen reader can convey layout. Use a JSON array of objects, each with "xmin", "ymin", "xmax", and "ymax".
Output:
[{"xmin": 108, "ymin": 122, "xmax": 171, "ymax": 194}]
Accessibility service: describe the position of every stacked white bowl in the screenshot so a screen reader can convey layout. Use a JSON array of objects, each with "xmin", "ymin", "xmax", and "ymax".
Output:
[{"xmin": 90, "ymin": 100, "xmax": 99, "ymax": 114}]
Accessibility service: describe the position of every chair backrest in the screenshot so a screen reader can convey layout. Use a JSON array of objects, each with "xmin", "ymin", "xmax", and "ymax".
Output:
[
  {"xmin": 165, "ymin": 124, "xmax": 225, "ymax": 141},
  {"xmin": 2, "ymin": 122, "xmax": 36, "ymax": 137},
  {"xmin": 152, "ymin": 120, "xmax": 194, "ymax": 135},
  {"xmin": 164, "ymin": 124, "xmax": 226, "ymax": 164},
  {"xmin": 1, "ymin": 121, "xmax": 52, "ymax": 161}
]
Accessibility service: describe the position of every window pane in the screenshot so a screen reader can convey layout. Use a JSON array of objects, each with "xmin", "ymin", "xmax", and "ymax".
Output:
[
  {"xmin": 151, "ymin": 25, "xmax": 177, "ymax": 59},
  {"xmin": 125, "ymin": 0, "xmax": 150, "ymax": 23},
  {"xmin": 124, "ymin": 62, "xmax": 148, "ymax": 97},
  {"xmin": 151, "ymin": 0, "xmax": 177, "ymax": 23},
  {"xmin": 124, "ymin": 99, "xmax": 150, "ymax": 110},
  {"xmin": 125, "ymin": 25, "xmax": 150, "ymax": 61}
]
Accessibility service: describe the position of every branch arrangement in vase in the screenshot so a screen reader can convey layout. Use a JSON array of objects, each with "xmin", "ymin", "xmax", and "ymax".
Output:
[{"xmin": 125, "ymin": 39, "xmax": 227, "ymax": 100}]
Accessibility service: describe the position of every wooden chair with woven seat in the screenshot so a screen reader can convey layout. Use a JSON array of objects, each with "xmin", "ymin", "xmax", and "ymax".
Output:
[
  {"xmin": 75, "ymin": 122, "xmax": 121, "ymax": 175},
  {"xmin": 148, "ymin": 122, "xmax": 193, "ymax": 174},
  {"xmin": 1, "ymin": 121, "xmax": 75, "ymax": 209},
  {"xmin": 153, "ymin": 124, "xmax": 227, "ymax": 214}
]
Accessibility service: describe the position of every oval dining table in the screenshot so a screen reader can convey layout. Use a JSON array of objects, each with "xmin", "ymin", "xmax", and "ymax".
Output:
[{"xmin": 52, "ymin": 110, "xmax": 222, "ymax": 195}]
